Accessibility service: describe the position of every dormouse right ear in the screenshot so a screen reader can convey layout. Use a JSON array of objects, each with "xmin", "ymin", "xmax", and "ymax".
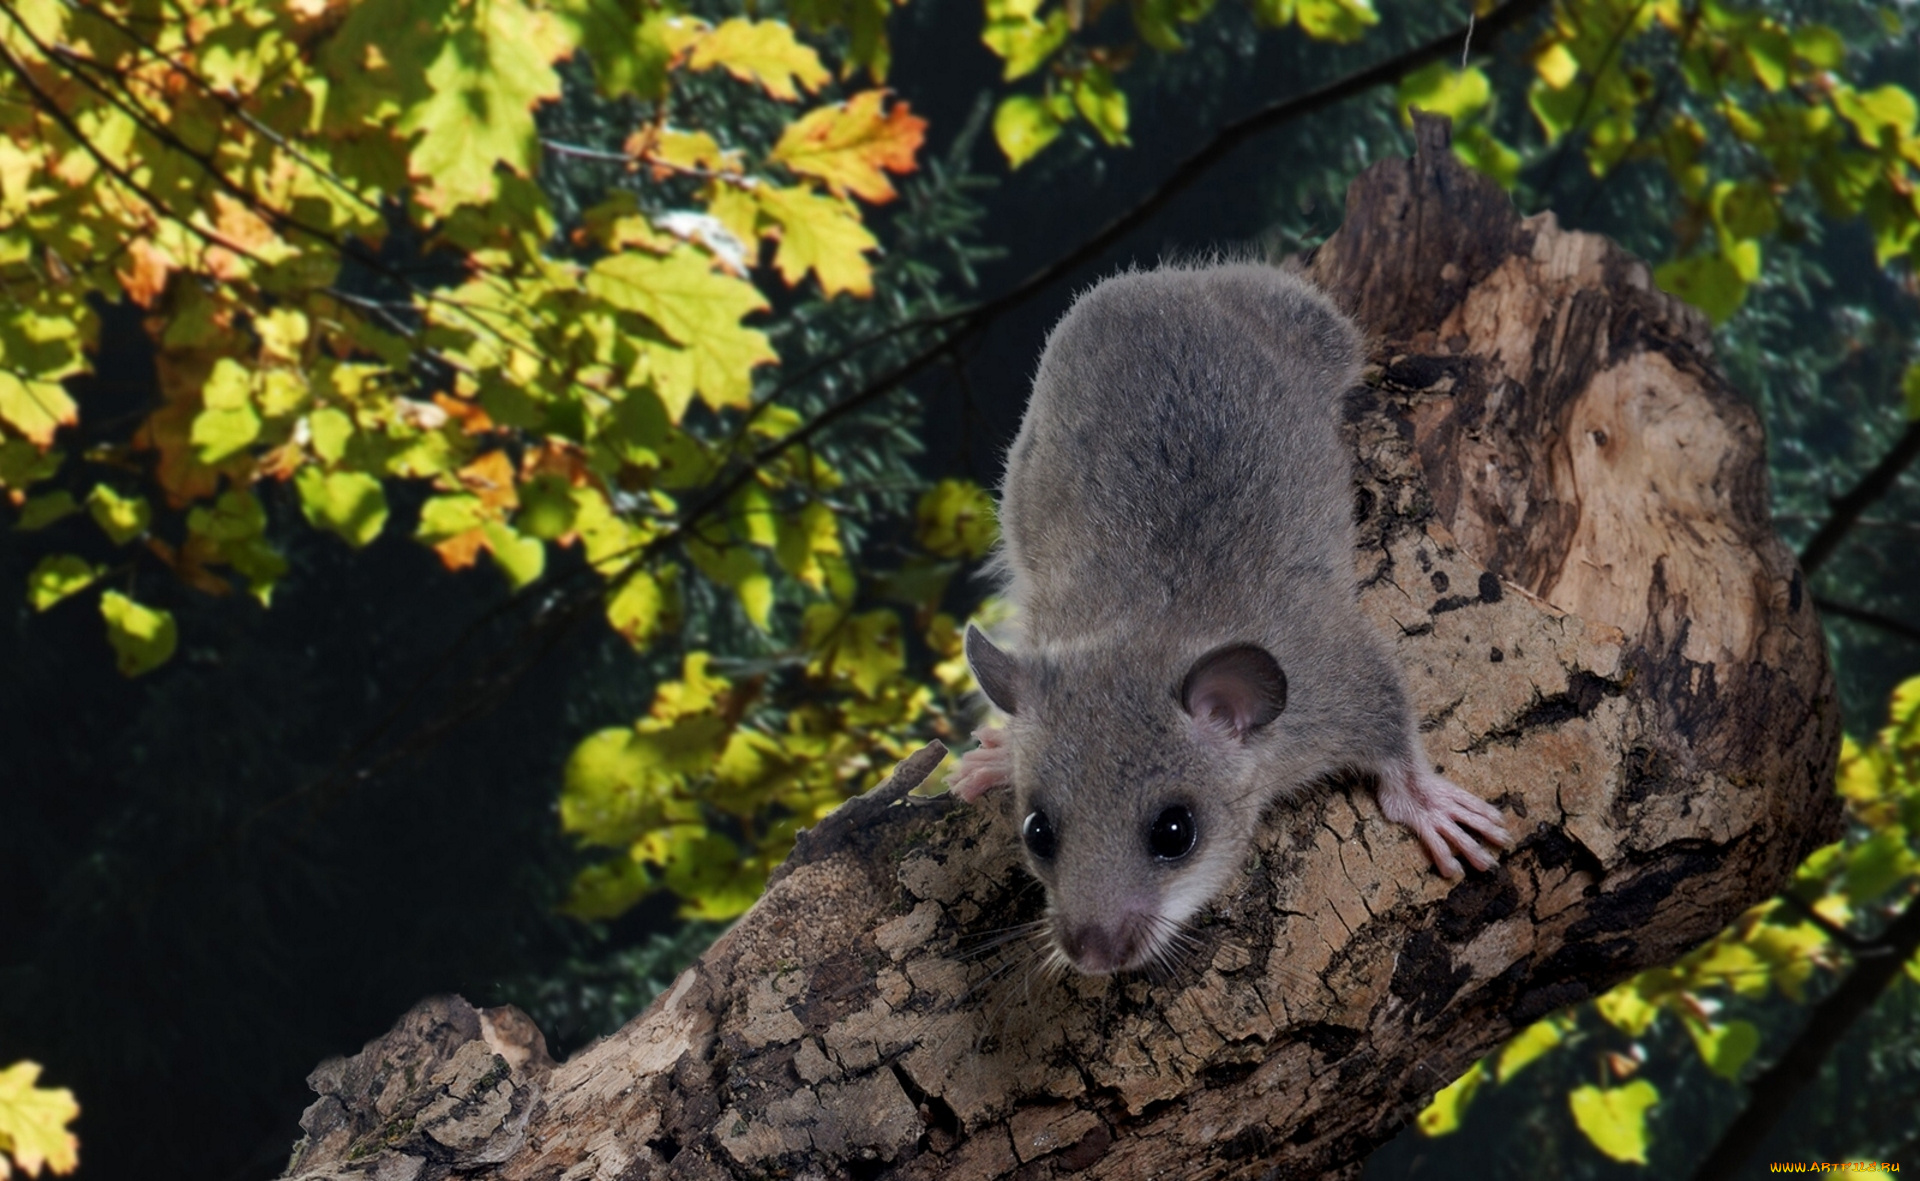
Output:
[
  {"xmin": 1181, "ymin": 642, "xmax": 1286, "ymax": 740},
  {"xmin": 965, "ymin": 623, "xmax": 1023, "ymax": 715}
]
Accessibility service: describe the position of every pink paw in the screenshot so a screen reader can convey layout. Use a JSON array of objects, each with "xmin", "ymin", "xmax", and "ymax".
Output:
[
  {"xmin": 1377, "ymin": 766, "xmax": 1512, "ymax": 878},
  {"xmin": 948, "ymin": 727, "xmax": 1012, "ymax": 803}
]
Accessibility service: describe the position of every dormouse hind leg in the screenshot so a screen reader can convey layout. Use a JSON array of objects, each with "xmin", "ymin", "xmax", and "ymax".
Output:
[
  {"xmin": 948, "ymin": 726, "xmax": 1013, "ymax": 803},
  {"xmin": 1374, "ymin": 750, "xmax": 1512, "ymax": 878}
]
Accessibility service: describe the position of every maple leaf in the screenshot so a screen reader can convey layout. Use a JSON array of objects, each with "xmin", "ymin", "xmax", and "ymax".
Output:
[
  {"xmin": 398, "ymin": 0, "xmax": 570, "ymax": 213},
  {"xmin": 0, "ymin": 1060, "xmax": 79, "ymax": 1176},
  {"xmin": 771, "ymin": 90, "xmax": 926, "ymax": 203},
  {"xmin": 585, "ymin": 248, "xmax": 775, "ymax": 415},
  {"xmin": 685, "ymin": 18, "xmax": 830, "ymax": 102},
  {"xmin": 756, "ymin": 184, "xmax": 878, "ymax": 298}
]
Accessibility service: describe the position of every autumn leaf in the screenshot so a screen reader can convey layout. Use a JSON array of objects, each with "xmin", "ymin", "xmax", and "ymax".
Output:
[
  {"xmin": 99, "ymin": 591, "xmax": 178, "ymax": 678},
  {"xmin": 771, "ymin": 90, "xmax": 927, "ymax": 203},
  {"xmin": 0, "ymin": 1060, "xmax": 79, "ymax": 1176},
  {"xmin": 397, "ymin": 0, "xmax": 571, "ymax": 212},
  {"xmin": 586, "ymin": 248, "xmax": 776, "ymax": 414},
  {"xmin": 685, "ymin": 18, "xmax": 831, "ymax": 102},
  {"xmin": 756, "ymin": 184, "xmax": 879, "ymax": 297}
]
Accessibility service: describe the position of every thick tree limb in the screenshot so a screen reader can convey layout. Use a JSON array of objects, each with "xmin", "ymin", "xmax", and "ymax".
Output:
[{"xmin": 281, "ymin": 118, "xmax": 1840, "ymax": 1181}]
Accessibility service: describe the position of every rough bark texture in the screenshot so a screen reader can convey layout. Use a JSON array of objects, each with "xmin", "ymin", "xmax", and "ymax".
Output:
[{"xmin": 282, "ymin": 116, "xmax": 1841, "ymax": 1181}]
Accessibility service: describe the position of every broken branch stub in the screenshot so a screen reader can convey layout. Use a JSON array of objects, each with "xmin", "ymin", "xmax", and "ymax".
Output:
[{"xmin": 282, "ymin": 115, "xmax": 1840, "ymax": 1181}]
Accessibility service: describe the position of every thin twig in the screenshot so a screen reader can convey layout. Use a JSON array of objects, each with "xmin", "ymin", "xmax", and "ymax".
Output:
[
  {"xmin": 1800, "ymin": 419, "xmax": 1920, "ymax": 576},
  {"xmin": 1812, "ymin": 597, "xmax": 1920, "ymax": 646}
]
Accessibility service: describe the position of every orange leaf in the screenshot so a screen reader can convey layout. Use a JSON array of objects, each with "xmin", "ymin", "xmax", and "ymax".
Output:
[
  {"xmin": 434, "ymin": 527, "xmax": 488, "ymax": 569},
  {"xmin": 118, "ymin": 239, "xmax": 174, "ymax": 308},
  {"xmin": 457, "ymin": 450, "xmax": 519, "ymax": 512},
  {"xmin": 433, "ymin": 392, "xmax": 496, "ymax": 435},
  {"xmin": 770, "ymin": 90, "xmax": 926, "ymax": 204}
]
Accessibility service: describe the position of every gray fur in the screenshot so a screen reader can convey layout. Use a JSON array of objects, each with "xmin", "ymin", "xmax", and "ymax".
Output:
[{"xmin": 967, "ymin": 261, "xmax": 1453, "ymax": 973}]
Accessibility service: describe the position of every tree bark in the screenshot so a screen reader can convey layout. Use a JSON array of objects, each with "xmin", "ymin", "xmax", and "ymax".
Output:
[{"xmin": 280, "ymin": 115, "xmax": 1841, "ymax": 1181}]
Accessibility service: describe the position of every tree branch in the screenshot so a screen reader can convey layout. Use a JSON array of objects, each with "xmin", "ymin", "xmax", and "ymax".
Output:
[
  {"xmin": 1799, "ymin": 419, "xmax": 1920, "ymax": 576},
  {"xmin": 1811, "ymin": 596, "xmax": 1920, "ymax": 646}
]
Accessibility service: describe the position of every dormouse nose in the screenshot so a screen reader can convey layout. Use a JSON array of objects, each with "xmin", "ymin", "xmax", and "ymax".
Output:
[{"xmin": 1060, "ymin": 918, "xmax": 1146, "ymax": 975}]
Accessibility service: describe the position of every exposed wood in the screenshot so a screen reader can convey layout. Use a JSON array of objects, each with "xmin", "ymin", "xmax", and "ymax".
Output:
[{"xmin": 281, "ymin": 115, "xmax": 1840, "ymax": 1181}]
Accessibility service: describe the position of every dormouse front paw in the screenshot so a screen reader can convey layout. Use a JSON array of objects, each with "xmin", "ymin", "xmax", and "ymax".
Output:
[
  {"xmin": 947, "ymin": 726, "xmax": 1012, "ymax": 803},
  {"xmin": 1376, "ymin": 764, "xmax": 1513, "ymax": 878}
]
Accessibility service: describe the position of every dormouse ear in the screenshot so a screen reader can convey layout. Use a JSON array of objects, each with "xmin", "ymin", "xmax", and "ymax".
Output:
[
  {"xmin": 1181, "ymin": 643, "xmax": 1286, "ymax": 740},
  {"xmin": 965, "ymin": 623, "xmax": 1022, "ymax": 715}
]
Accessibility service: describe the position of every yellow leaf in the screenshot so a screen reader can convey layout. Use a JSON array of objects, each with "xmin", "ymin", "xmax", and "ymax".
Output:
[
  {"xmin": 993, "ymin": 94, "xmax": 1063, "ymax": 168},
  {"xmin": 99, "ymin": 591, "xmax": 177, "ymax": 678},
  {"xmin": 1567, "ymin": 1080, "xmax": 1658, "ymax": 1164},
  {"xmin": 686, "ymin": 18, "xmax": 830, "ymax": 102},
  {"xmin": 771, "ymin": 90, "xmax": 928, "ymax": 203},
  {"xmin": 0, "ymin": 1060, "xmax": 79, "ymax": 1176},
  {"xmin": 1534, "ymin": 41, "xmax": 1578, "ymax": 89},
  {"xmin": 586, "ymin": 248, "xmax": 775, "ymax": 414},
  {"xmin": 0, "ymin": 372, "xmax": 77, "ymax": 448},
  {"xmin": 1415, "ymin": 1062, "xmax": 1483, "ymax": 1137},
  {"xmin": 755, "ymin": 184, "xmax": 878, "ymax": 298}
]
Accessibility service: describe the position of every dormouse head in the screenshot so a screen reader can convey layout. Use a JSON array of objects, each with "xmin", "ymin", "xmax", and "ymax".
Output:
[{"xmin": 964, "ymin": 624, "xmax": 1287, "ymax": 976}]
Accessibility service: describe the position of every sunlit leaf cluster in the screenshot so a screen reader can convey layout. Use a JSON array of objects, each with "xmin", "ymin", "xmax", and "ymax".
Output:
[{"xmin": 1419, "ymin": 675, "xmax": 1920, "ymax": 1164}]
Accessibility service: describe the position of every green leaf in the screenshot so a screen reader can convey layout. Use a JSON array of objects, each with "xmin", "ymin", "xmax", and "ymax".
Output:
[
  {"xmin": 1904, "ymin": 362, "xmax": 1920, "ymax": 421},
  {"xmin": 1397, "ymin": 63, "xmax": 1492, "ymax": 125},
  {"xmin": 1684, "ymin": 1016, "xmax": 1759, "ymax": 1081},
  {"xmin": 1842, "ymin": 828, "xmax": 1918, "ymax": 902},
  {"xmin": 1712, "ymin": 179, "xmax": 1780, "ymax": 241},
  {"xmin": 87, "ymin": 484, "xmax": 151, "ymax": 545},
  {"xmin": 1294, "ymin": 0, "xmax": 1376, "ymax": 43},
  {"xmin": 0, "ymin": 439, "xmax": 62, "ymax": 491},
  {"xmin": 516, "ymin": 473, "xmax": 578, "ymax": 540},
  {"xmin": 482, "ymin": 520, "xmax": 544, "ymax": 589},
  {"xmin": 992, "ymin": 94, "xmax": 1064, "ymax": 168},
  {"xmin": 1567, "ymin": 1080, "xmax": 1659, "ymax": 1164},
  {"xmin": 295, "ymin": 468, "xmax": 389, "ymax": 547},
  {"xmin": 560, "ymin": 726, "xmax": 675, "ymax": 846},
  {"xmin": 1495, "ymin": 1016, "xmax": 1566, "ymax": 1082},
  {"xmin": 1791, "ymin": 25, "xmax": 1845, "ymax": 71},
  {"xmin": 99, "ymin": 590, "xmax": 178, "ymax": 677},
  {"xmin": 689, "ymin": 539, "xmax": 774, "ymax": 630},
  {"xmin": 26, "ymin": 554, "xmax": 98, "ymax": 611},
  {"xmin": 1415, "ymin": 1062, "xmax": 1484, "ymax": 1137},
  {"xmin": 309, "ymin": 406, "xmax": 355, "ymax": 463},
  {"xmin": 804, "ymin": 606, "xmax": 905, "ymax": 696},
  {"xmin": 607, "ymin": 568, "xmax": 666, "ymax": 647},
  {"xmin": 1594, "ymin": 977, "xmax": 1659, "ymax": 1036},
  {"xmin": 415, "ymin": 493, "xmax": 488, "ymax": 544},
  {"xmin": 558, "ymin": 852, "xmax": 656, "ymax": 920},
  {"xmin": 587, "ymin": 248, "xmax": 776, "ymax": 415},
  {"xmin": 0, "ymin": 371, "xmax": 78, "ymax": 448},
  {"xmin": 1834, "ymin": 83, "xmax": 1918, "ymax": 150},
  {"xmin": 397, "ymin": 0, "xmax": 569, "ymax": 212},
  {"xmin": 1654, "ymin": 254, "xmax": 1748, "ymax": 324},
  {"xmin": 982, "ymin": 0, "xmax": 1071, "ymax": 78},
  {"xmin": 916, "ymin": 478, "xmax": 997, "ymax": 559},
  {"xmin": 14, "ymin": 490, "xmax": 78, "ymax": 531},
  {"xmin": 1070, "ymin": 64, "xmax": 1130, "ymax": 147}
]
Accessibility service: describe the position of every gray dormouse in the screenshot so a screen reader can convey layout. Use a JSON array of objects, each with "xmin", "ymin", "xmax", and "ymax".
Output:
[{"xmin": 950, "ymin": 261, "xmax": 1511, "ymax": 977}]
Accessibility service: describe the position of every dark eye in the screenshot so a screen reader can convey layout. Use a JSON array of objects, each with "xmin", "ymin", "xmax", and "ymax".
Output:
[
  {"xmin": 1023, "ymin": 810, "xmax": 1057, "ymax": 861},
  {"xmin": 1148, "ymin": 805, "xmax": 1196, "ymax": 860}
]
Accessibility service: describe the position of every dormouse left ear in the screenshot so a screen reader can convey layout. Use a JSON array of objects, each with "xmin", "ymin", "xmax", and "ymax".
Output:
[{"xmin": 1181, "ymin": 643, "xmax": 1287, "ymax": 740}]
